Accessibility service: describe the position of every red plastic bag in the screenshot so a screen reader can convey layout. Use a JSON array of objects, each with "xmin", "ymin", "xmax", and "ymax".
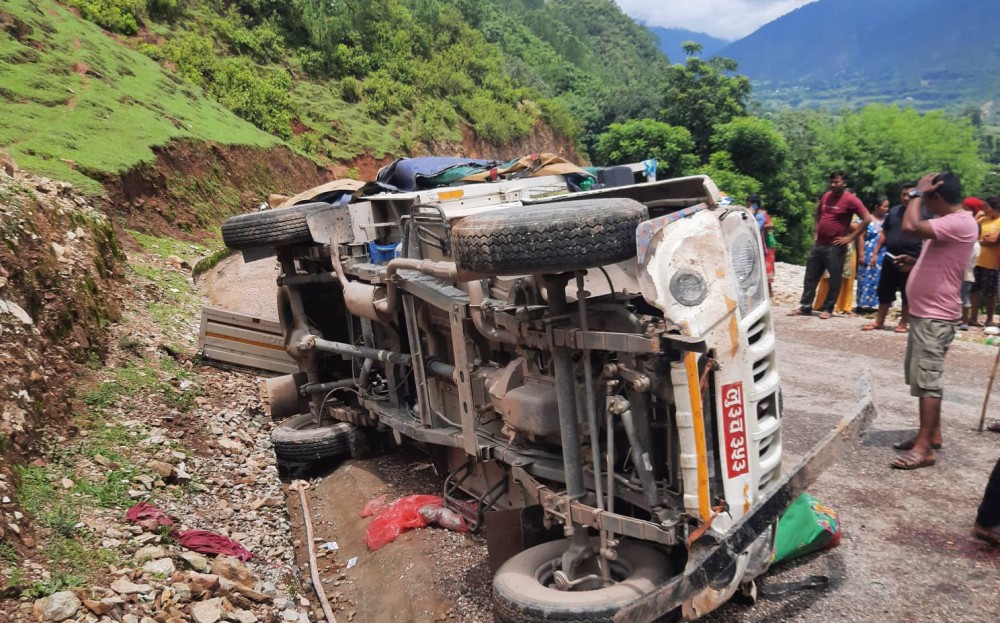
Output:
[
  {"xmin": 363, "ymin": 495, "xmax": 444, "ymax": 550},
  {"xmin": 359, "ymin": 494, "xmax": 388, "ymax": 518},
  {"xmin": 418, "ymin": 505, "xmax": 468, "ymax": 533}
]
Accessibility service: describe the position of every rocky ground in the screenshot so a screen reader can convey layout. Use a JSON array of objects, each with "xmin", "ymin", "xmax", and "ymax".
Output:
[{"xmin": 0, "ymin": 167, "xmax": 316, "ymax": 622}]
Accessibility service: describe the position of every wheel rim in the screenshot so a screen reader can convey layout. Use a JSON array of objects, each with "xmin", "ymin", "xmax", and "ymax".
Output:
[{"xmin": 535, "ymin": 554, "xmax": 633, "ymax": 592}]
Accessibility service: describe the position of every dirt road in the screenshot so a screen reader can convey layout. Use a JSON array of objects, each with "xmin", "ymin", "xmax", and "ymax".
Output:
[
  {"xmin": 700, "ymin": 306, "xmax": 1000, "ymax": 623},
  {"xmin": 204, "ymin": 256, "xmax": 1000, "ymax": 622}
]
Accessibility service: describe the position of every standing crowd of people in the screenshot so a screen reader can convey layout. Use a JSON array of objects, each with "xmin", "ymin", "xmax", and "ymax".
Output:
[{"xmin": 752, "ymin": 170, "xmax": 999, "ymax": 547}]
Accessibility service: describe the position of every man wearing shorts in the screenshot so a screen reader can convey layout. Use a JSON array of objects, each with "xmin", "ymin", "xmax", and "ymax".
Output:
[
  {"xmin": 862, "ymin": 182, "xmax": 923, "ymax": 333},
  {"xmin": 892, "ymin": 172, "xmax": 977, "ymax": 470}
]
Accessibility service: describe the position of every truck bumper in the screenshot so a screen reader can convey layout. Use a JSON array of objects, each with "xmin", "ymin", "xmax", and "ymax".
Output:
[{"xmin": 614, "ymin": 373, "xmax": 877, "ymax": 622}]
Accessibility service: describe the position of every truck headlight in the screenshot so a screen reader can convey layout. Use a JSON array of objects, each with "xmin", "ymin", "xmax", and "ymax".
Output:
[
  {"xmin": 725, "ymin": 217, "xmax": 767, "ymax": 316},
  {"xmin": 670, "ymin": 270, "xmax": 708, "ymax": 306}
]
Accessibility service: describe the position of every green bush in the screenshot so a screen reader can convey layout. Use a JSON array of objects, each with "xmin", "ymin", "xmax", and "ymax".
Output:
[
  {"xmin": 69, "ymin": 0, "xmax": 144, "ymax": 35},
  {"xmin": 160, "ymin": 33, "xmax": 216, "ymax": 87},
  {"xmin": 340, "ymin": 76, "xmax": 362, "ymax": 103},
  {"xmin": 593, "ymin": 119, "xmax": 697, "ymax": 177},
  {"xmin": 157, "ymin": 34, "xmax": 295, "ymax": 137},
  {"xmin": 415, "ymin": 98, "xmax": 460, "ymax": 142},
  {"xmin": 147, "ymin": 0, "xmax": 185, "ymax": 20},
  {"xmin": 460, "ymin": 92, "xmax": 536, "ymax": 144},
  {"xmin": 361, "ymin": 70, "xmax": 414, "ymax": 120},
  {"xmin": 209, "ymin": 59, "xmax": 295, "ymax": 138},
  {"xmin": 214, "ymin": 11, "xmax": 284, "ymax": 62},
  {"xmin": 296, "ymin": 47, "xmax": 327, "ymax": 78},
  {"xmin": 538, "ymin": 98, "xmax": 577, "ymax": 138}
]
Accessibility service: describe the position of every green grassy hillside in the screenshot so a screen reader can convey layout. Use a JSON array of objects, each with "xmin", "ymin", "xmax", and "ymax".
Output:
[
  {"xmin": 1, "ymin": 0, "xmax": 670, "ymax": 196},
  {"xmin": 0, "ymin": 0, "xmax": 278, "ymax": 193}
]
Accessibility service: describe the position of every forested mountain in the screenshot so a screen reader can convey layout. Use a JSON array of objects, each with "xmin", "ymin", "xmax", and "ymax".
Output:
[
  {"xmin": 647, "ymin": 26, "xmax": 728, "ymax": 59},
  {"xmin": 721, "ymin": 0, "xmax": 1000, "ymax": 110},
  {"xmin": 0, "ymin": 0, "xmax": 669, "ymax": 192}
]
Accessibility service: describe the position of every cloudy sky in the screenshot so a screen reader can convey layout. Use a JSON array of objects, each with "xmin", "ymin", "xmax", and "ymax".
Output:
[{"xmin": 614, "ymin": 0, "xmax": 816, "ymax": 41}]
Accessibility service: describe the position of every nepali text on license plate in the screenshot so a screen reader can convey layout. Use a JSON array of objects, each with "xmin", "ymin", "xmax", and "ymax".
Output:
[{"xmin": 721, "ymin": 381, "xmax": 749, "ymax": 479}]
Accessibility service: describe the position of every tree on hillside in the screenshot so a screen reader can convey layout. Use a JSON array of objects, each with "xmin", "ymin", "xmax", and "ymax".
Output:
[
  {"xmin": 828, "ymin": 104, "xmax": 989, "ymax": 198},
  {"xmin": 593, "ymin": 119, "xmax": 697, "ymax": 178},
  {"xmin": 711, "ymin": 116, "xmax": 788, "ymax": 181},
  {"xmin": 658, "ymin": 52, "xmax": 751, "ymax": 159},
  {"xmin": 706, "ymin": 116, "xmax": 817, "ymax": 263},
  {"xmin": 681, "ymin": 41, "xmax": 702, "ymax": 57}
]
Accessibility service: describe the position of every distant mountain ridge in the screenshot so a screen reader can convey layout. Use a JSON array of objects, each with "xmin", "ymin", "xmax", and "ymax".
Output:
[
  {"xmin": 720, "ymin": 0, "xmax": 1000, "ymax": 109},
  {"xmin": 646, "ymin": 26, "xmax": 729, "ymax": 60}
]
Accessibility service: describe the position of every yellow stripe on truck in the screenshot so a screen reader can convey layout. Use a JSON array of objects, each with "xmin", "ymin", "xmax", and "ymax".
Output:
[{"xmin": 685, "ymin": 353, "xmax": 712, "ymax": 521}]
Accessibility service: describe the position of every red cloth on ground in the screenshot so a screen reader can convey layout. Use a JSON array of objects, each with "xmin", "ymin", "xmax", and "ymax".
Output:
[
  {"xmin": 125, "ymin": 503, "xmax": 253, "ymax": 561},
  {"xmin": 126, "ymin": 502, "xmax": 175, "ymax": 531},
  {"xmin": 174, "ymin": 529, "xmax": 254, "ymax": 562}
]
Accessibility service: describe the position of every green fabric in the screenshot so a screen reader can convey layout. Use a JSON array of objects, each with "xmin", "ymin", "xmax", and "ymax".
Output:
[
  {"xmin": 421, "ymin": 165, "xmax": 494, "ymax": 187},
  {"xmin": 766, "ymin": 231, "xmax": 777, "ymax": 249},
  {"xmin": 772, "ymin": 493, "xmax": 840, "ymax": 564}
]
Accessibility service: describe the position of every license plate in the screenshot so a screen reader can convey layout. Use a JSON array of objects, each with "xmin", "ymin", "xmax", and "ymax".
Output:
[{"xmin": 722, "ymin": 382, "xmax": 749, "ymax": 478}]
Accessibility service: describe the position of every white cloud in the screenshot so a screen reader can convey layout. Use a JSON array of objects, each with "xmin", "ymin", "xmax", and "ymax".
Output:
[{"xmin": 615, "ymin": 0, "xmax": 816, "ymax": 41}]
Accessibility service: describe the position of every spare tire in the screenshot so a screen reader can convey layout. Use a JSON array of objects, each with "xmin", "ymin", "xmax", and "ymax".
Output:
[
  {"xmin": 271, "ymin": 414, "xmax": 353, "ymax": 462},
  {"xmin": 451, "ymin": 198, "xmax": 647, "ymax": 275},
  {"xmin": 222, "ymin": 202, "xmax": 332, "ymax": 251}
]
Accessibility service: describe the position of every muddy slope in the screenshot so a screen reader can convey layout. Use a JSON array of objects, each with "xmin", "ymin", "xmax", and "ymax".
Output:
[
  {"xmin": 102, "ymin": 140, "xmax": 331, "ymax": 238},
  {"xmin": 0, "ymin": 164, "xmax": 124, "ymax": 549}
]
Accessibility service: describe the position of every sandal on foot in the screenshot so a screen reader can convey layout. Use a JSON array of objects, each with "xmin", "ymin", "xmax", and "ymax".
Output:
[
  {"xmin": 893, "ymin": 438, "xmax": 942, "ymax": 450},
  {"xmin": 894, "ymin": 325, "xmax": 908, "ymax": 333},
  {"xmin": 974, "ymin": 523, "xmax": 1000, "ymax": 546},
  {"xmin": 788, "ymin": 308, "xmax": 811, "ymax": 317},
  {"xmin": 987, "ymin": 419, "xmax": 1000, "ymax": 433},
  {"xmin": 891, "ymin": 451, "xmax": 936, "ymax": 470},
  {"xmin": 861, "ymin": 323, "xmax": 884, "ymax": 331},
  {"xmin": 818, "ymin": 312, "xmax": 832, "ymax": 320}
]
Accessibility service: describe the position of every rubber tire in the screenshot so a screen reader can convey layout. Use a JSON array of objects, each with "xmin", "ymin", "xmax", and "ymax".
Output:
[
  {"xmin": 452, "ymin": 198, "xmax": 648, "ymax": 276},
  {"xmin": 271, "ymin": 414, "xmax": 353, "ymax": 462},
  {"xmin": 492, "ymin": 538, "xmax": 672, "ymax": 623},
  {"xmin": 222, "ymin": 202, "xmax": 332, "ymax": 251}
]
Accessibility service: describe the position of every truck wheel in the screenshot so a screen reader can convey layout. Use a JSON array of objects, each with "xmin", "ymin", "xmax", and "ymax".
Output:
[
  {"xmin": 452, "ymin": 199, "xmax": 648, "ymax": 275},
  {"xmin": 222, "ymin": 202, "xmax": 332, "ymax": 251},
  {"xmin": 271, "ymin": 414, "xmax": 353, "ymax": 462},
  {"xmin": 492, "ymin": 537, "xmax": 671, "ymax": 623}
]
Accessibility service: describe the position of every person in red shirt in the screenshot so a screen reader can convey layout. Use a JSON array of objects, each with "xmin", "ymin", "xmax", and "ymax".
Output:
[{"xmin": 790, "ymin": 171, "xmax": 872, "ymax": 319}]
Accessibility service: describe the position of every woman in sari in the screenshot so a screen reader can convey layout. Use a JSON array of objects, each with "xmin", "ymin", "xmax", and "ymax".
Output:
[{"xmin": 855, "ymin": 197, "xmax": 889, "ymax": 312}]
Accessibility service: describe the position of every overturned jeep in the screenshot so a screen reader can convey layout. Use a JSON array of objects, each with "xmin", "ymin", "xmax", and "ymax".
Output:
[{"xmin": 222, "ymin": 155, "xmax": 872, "ymax": 622}]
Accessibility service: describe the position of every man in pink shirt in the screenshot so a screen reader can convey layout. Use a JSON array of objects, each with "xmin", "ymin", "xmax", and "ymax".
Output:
[{"xmin": 892, "ymin": 172, "xmax": 978, "ymax": 470}]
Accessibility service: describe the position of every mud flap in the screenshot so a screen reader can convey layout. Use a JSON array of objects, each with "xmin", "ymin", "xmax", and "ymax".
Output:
[
  {"xmin": 485, "ymin": 505, "xmax": 563, "ymax": 573},
  {"xmin": 613, "ymin": 373, "xmax": 877, "ymax": 623}
]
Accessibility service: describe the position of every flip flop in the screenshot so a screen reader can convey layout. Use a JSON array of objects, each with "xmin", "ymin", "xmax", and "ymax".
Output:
[
  {"xmin": 788, "ymin": 308, "xmax": 811, "ymax": 317},
  {"xmin": 893, "ymin": 439, "xmax": 942, "ymax": 450},
  {"xmin": 891, "ymin": 451, "xmax": 936, "ymax": 470},
  {"xmin": 861, "ymin": 323, "xmax": 884, "ymax": 331},
  {"xmin": 894, "ymin": 326, "xmax": 908, "ymax": 333},
  {"xmin": 818, "ymin": 312, "xmax": 832, "ymax": 320},
  {"xmin": 987, "ymin": 420, "xmax": 1000, "ymax": 433}
]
